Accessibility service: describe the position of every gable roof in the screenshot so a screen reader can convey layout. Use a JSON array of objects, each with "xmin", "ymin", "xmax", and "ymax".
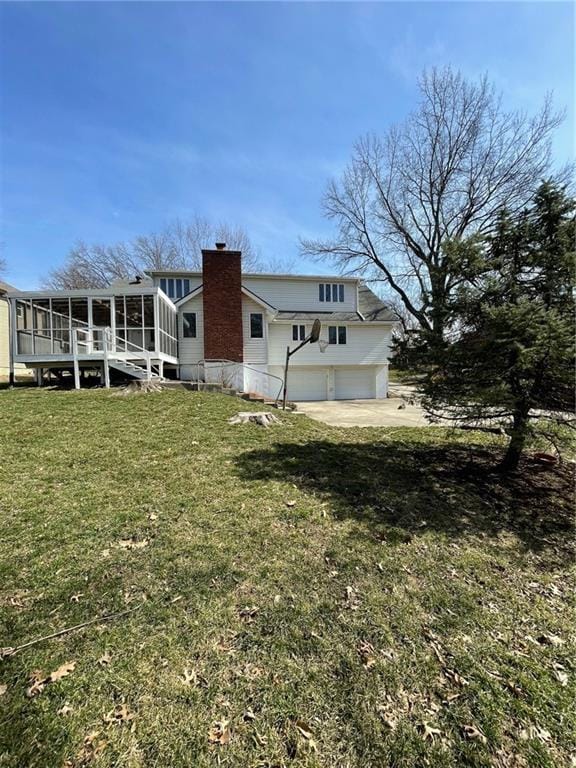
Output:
[
  {"xmin": 174, "ymin": 283, "xmax": 277, "ymax": 313},
  {"xmin": 357, "ymin": 284, "xmax": 397, "ymax": 322},
  {"xmin": 174, "ymin": 283, "xmax": 203, "ymax": 307},
  {"xmin": 0, "ymin": 279, "xmax": 18, "ymax": 295},
  {"xmin": 146, "ymin": 269, "xmax": 360, "ymax": 283}
]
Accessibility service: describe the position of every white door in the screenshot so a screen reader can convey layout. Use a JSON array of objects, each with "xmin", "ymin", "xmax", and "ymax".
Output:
[
  {"xmin": 335, "ymin": 367, "xmax": 375, "ymax": 400},
  {"xmin": 287, "ymin": 367, "xmax": 327, "ymax": 401}
]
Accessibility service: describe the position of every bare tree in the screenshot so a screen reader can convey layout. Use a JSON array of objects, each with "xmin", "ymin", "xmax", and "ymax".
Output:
[
  {"xmin": 44, "ymin": 216, "xmax": 265, "ymax": 289},
  {"xmin": 302, "ymin": 67, "xmax": 567, "ymax": 340}
]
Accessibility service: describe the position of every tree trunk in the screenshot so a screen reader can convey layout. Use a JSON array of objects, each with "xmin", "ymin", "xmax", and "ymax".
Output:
[{"xmin": 500, "ymin": 408, "xmax": 530, "ymax": 472}]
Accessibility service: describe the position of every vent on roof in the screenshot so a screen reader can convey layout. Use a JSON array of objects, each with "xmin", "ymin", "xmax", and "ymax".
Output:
[{"xmin": 215, "ymin": 242, "xmax": 226, "ymax": 250}]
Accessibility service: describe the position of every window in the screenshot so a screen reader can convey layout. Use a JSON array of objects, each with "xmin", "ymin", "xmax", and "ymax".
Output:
[
  {"xmin": 175, "ymin": 278, "xmax": 183, "ymax": 298},
  {"xmin": 292, "ymin": 324, "xmax": 306, "ymax": 341},
  {"xmin": 328, "ymin": 325, "xmax": 347, "ymax": 344},
  {"xmin": 250, "ymin": 313, "xmax": 263, "ymax": 338},
  {"xmin": 183, "ymin": 279, "xmax": 190, "ymax": 296},
  {"xmin": 160, "ymin": 278, "xmax": 167, "ymax": 295},
  {"xmin": 183, "ymin": 312, "xmax": 196, "ymax": 338},
  {"xmin": 319, "ymin": 283, "xmax": 345, "ymax": 302}
]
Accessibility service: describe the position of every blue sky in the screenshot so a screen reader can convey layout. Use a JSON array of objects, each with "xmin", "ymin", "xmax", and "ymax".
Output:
[{"xmin": 1, "ymin": 1, "xmax": 573, "ymax": 287}]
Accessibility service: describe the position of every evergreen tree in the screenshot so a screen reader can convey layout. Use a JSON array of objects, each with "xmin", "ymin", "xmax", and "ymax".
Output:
[{"xmin": 421, "ymin": 181, "xmax": 575, "ymax": 471}]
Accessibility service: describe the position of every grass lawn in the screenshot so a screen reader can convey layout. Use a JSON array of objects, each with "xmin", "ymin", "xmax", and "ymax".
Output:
[{"xmin": 0, "ymin": 388, "xmax": 574, "ymax": 768}]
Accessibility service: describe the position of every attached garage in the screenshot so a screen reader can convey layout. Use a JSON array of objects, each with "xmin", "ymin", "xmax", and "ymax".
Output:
[
  {"xmin": 334, "ymin": 367, "xmax": 375, "ymax": 400},
  {"xmin": 285, "ymin": 367, "xmax": 327, "ymax": 401}
]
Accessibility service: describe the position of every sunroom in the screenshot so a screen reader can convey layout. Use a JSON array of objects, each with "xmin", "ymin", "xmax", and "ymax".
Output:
[{"xmin": 8, "ymin": 286, "xmax": 178, "ymax": 386}]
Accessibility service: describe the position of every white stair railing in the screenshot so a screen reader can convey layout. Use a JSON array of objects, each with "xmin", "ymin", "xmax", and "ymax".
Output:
[
  {"xmin": 72, "ymin": 326, "xmax": 163, "ymax": 385},
  {"xmin": 195, "ymin": 359, "xmax": 284, "ymax": 402}
]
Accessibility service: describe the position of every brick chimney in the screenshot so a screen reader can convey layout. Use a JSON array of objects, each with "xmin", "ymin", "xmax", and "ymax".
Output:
[{"xmin": 202, "ymin": 243, "xmax": 244, "ymax": 362}]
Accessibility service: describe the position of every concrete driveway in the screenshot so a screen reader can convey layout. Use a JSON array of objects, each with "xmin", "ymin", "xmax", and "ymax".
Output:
[{"xmin": 296, "ymin": 385, "xmax": 429, "ymax": 428}]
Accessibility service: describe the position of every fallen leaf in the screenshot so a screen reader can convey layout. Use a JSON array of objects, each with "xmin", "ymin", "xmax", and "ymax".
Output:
[
  {"xmin": 98, "ymin": 651, "xmax": 112, "ymax": 667},
  {"xmin": 104, "ymin": 704, "xmax": 135, "ymax": 725},
  {"xmin": 357, "ymin": 640, "xmax": 377, "ymax": 669},
  {"xmin": 519, "ymin": 725, "xmax": 551, "ymax": 743},
  {"xmin": 345, "ymin": 586, "xmax": 360, "ymax": 610},
  {"xmin": 377, "ymin": 705, "xmax": 397, "ymax": 730},
  {"xmin": 442, "ymin": 692, "xmax": 462, "ymax": 704},
  {"xmin": 295, "ymin": 720, "xmax": 314, "ymax": 740},
  {"xmin": 27, "ymin": 661, "xmax": 76, "ymax": 697},
  {"xmin": 181, "ymin": 668, "xmax": 206, "ymax": 687},
  {"xmin": 208, "ymin": 718, "xmax": 231, "ymax": 745},
  {"xmin": 0, "ymin": 684, "xmax": 7, "ymax": 696},
  {"xmin": 148, "ymin": 512, "xmax": 158, "ymax": 521},
  {"xmin": 420, "ymin": 721, "xmax": 442, "ymax": 741},
  {"xmin": 462, "ymin": 724, "xmax": 487, "ymax": 744},
  {"xmin": 443, "ymin": 668, "xmax": 469, "ymax": 687},
  {"xmin": 285, "ymin": 500, "xmax": 296, "ymax": 508},
  {"xmin": 553, "ymin": 668, "xmax": 568, "ymax": 686},
  {"xmin": 50, "ymin": 661, "xmax": 76, "ymax": 683},
  {"xmin": 243, "ymin": 708, "xmax": 256, "ymax": 721},
  {"xmin": 536, "ymin": 633, "xmax": 564, "ymax": 647},
  {"xmin": 506, "ymin": 680, "xmax": 523, "ymax": 696},
  {"xmin": 71, "ymin": 730, "xmax": 108, "ymax": 764},
  {"xmin": 118, "ymin": 538, "xmax": 149, "ymax": 550},
  {"xmin": 235, "ymin": 662, "xmax": 263, "ymax": 679},
  {"xmin": 58, "ymin": 703, "xmax": 73, "ymax": 716},
  {"xmin": 239, "ymin": 605, "xmax": 259, "ymax": 622},
  {"xmin": 252, "ymin": 730, "xmax": 267, "ymax": 746},
  {"xmin": 70, "ymin": 593, "xmax": 83, "ymax": 603}
]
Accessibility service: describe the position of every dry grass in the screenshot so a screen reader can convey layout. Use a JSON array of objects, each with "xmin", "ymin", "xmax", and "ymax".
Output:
[{"xmin": 0, "ymin": 388, "xmax": 574, "ymax": 768}]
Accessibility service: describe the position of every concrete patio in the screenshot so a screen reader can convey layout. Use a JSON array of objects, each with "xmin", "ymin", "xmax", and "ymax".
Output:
[{"xmin": 295, "ymin": 385, "xmax": 431, "ymax": 428}]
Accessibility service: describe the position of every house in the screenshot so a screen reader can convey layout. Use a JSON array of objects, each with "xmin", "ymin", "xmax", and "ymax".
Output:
[
  {"xmin": 6, "ymin": 245, "xmax": 397, "ymax": 400},
  {"xmin": 0, "ymin": 279, "xmax": 34, "ymax": 383}
]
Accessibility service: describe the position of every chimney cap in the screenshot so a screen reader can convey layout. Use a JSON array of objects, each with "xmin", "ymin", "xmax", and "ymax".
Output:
[{"xmin": 215, "ymin": 242, "xmax": 226, "ymax": 250}]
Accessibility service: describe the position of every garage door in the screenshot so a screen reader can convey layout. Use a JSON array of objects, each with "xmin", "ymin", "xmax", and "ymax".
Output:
[
  {"xmin": 286, "ymin": 368, "xmax": 327, "ymax": 401},
  {"xmin": 335, "ymin": 367, "xmax": 375, "ymax": 400}
]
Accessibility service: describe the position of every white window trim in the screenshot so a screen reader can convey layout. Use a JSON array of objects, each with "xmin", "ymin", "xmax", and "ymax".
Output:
[
  {"xmin": 328, "ymin": 325, "xmax": 347, "ymax": 345},
  {"xmin": 319, "ymin": 282, "xmax": 345, "ymax": 303}
]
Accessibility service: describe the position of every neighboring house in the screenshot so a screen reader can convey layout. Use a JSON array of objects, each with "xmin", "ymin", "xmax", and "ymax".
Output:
[
  {"xmin": 6, "ymin": 245, "xmax": 397, "ymax": 400},
  {"xmin": 0, "ymin": 279, "xmax": 34, "ymax": 383}
]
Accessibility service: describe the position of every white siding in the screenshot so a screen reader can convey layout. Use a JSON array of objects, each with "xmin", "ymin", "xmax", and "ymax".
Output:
[
  {"xmin": 151, "ymin": 275, "xmax": 202, "ymax": 296},
  {"xmin": 0, "ymin": 298, "xmax": 32, "ymax": 381},
  {"xmin": 178, "ymin": 295, "xmax": 204, "ymax": 379},
  {"xmin": 0, "ymin": 299, "xmax": 10, "ymax": 380},
  {"xmin": 267, "ymin": 322, "xmax": 392, "ymax": 367},
  {"xmin": 242, "ymin": 297, "xmax": 267, "ymax": 365},
  {"xmin": 243, "ymin": 277, "xmax": 357, "ymax": 312}
]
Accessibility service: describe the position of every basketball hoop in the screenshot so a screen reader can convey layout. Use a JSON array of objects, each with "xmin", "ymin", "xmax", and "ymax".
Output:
[{"xmin": 281, "ymin": 318, "xmax": 326, "ymax": 409}]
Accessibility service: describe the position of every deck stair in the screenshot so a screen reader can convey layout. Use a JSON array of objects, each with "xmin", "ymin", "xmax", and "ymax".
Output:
[{"xmin": 109, "ymin": 358, "xmax": 163, "ymax": 382}]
